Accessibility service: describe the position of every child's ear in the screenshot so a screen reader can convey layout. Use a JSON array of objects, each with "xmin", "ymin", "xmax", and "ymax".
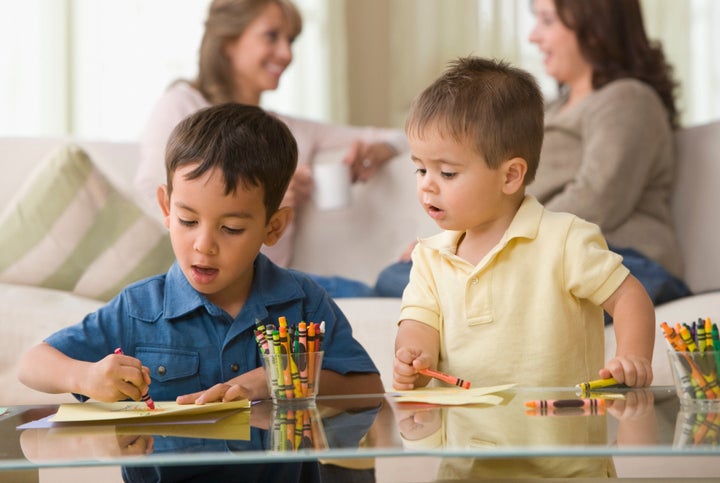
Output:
[
  {"xmin": 502, "ymin": 157, "xmax": 527, "ymax": 195},
  {"xmin": 264, "ymin": 206, "xmax": 294, "ymax": 247},
  {"xmin": 156, "ymin": 184, "xmax": 171, "ymax": 228}
]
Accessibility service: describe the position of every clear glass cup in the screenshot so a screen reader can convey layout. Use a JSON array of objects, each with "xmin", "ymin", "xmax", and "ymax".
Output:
[
  {"xmin": 262, "ymin": 351, "xmax": 324, "ymax": 406},
  {"xmin": 269, "ymin": 405, "xmax": 328, "ymax": 451},
  {"xmin": 667, "ymin": 349, "xmax": 720, "ymax": 411}
]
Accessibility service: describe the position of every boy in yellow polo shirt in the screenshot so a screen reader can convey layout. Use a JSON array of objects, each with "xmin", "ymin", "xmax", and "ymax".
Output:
[{"xmin": 393, "ymin": 57, "xmax": 655, "ymax": 389}]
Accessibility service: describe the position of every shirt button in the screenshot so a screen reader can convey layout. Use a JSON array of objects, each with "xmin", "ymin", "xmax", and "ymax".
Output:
[
  {"xmin": 157, "ymin": 366, "xmax": 167, "ymax": 376},
  {"xmin": 471, "ymin": 277, "xmax": 479, "ymax": 285},
  {"xmin": 230, "ymin": 363, "xmax": 239, "ymax": 372}
]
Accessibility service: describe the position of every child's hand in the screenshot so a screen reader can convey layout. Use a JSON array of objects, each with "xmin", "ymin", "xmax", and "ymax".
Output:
[
  {"xmin": 176, "ymin": 367, "xmax": 268, "ymax": 404},
  {"xmin": 177, "ymin": 382, "xmax": 251, "ymax": 405},
  {"xmin": 393, "ymin": 347, "xmax": 433, "ymax": 391},
  {"xmin": 87, "ymin": 353, "xmax": 151, "ymax": 403},
  {"xmin": 599, "ymin": 355, "xmax": 653, "ymax": 387}
]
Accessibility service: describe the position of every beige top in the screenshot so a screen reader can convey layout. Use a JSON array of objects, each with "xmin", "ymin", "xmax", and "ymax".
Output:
[
  {"xmin": 134, "ymin": 81, "xmax": 407, "ymax": 267},
  {"xmin": 527, "ymin": 78, "xmax": 682, "ymax": 277}
]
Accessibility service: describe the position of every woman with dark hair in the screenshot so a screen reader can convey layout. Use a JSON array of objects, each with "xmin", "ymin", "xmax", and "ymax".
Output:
[
  {"xmin": 374, "ymin": 0, "xmax": 690, "ymax": 309},
  {"xmin": 527, "ymin": 0, "xmax": 690, "ymax": 308},
  {"xmin": 135, "ymin": 0, "xmax": 406, "ymax": 283}
]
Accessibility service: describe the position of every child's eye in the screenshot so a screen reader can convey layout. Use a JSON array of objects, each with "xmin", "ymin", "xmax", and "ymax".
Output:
[
  {"xmin": 441, "ymin": 171, "xmax": 457, "ymax": 179},
  {"xmin": 414, "ymin": 168, "xmax": 427, "ymax": 176},
  {"xmin": 223, "ymin": 226, "xmax": 244, "ymax": 235},
  {"xmin": 178, "ymin": 218, "xmax": 196, "ymax": 227}
]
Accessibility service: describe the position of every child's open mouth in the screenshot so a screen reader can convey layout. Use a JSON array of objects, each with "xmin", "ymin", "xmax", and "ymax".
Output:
[
  {"xmin": 191, "ymin": 265, "xmax": 219, "ymax": 284},
  {"xmin": 426, "ymin": 204, "xmax": 444, "ymax": 220}
]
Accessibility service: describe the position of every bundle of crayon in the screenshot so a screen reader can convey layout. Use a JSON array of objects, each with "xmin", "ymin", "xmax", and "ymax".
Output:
[
  {"xmin": 675, "ymin": 411, "xmax": 720, "ymax": 446},
  {"xmin": 255, "ymin": 317, "xmax": 325, "ymax": 400},
  {"xmin": 271, "ymin": 407, "xmax": 327, "ymax": 451},
  {"xmin": 660, "ymin": 318, "xmax": 720, "ymax": 401}
]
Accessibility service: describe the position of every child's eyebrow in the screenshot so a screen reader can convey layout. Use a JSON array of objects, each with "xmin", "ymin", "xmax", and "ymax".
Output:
[{"xmin": 174, "ymin": 201, "xmax": 254, "ymax": 219}]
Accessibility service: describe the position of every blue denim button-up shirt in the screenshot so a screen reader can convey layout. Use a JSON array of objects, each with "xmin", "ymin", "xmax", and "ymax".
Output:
[{"xmin": 46, "ymin": 254, "xmax": 378, "ymax": 402}]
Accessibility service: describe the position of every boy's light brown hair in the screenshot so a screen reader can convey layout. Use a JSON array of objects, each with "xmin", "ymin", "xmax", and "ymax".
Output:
[{"xmin": 406, "ymin": 56, "xmax": 544, "ymax": 184}]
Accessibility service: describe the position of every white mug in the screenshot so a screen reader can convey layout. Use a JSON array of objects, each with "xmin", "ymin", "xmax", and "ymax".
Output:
[{"xmin": 313, "ymin": 152, "xmax": 351, "ymax": 211}]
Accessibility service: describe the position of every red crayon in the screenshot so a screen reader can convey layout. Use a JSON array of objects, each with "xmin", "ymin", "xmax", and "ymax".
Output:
[
  {"xmin": 525, "ymin": 398, "xmax": 605, "ymax": 410},
  {"xmin": 114, "ymin": 348, "xmax": 155, "ymax": 409},
  {"xmin": 526, "ymin": 405, "xmax": 606, "ymax": 416},
  {"xmin": 419, "ymin": 367, "xmax": 471, "ymax": 389}
]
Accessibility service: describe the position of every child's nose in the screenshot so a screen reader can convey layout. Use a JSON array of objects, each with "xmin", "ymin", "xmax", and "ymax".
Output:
[
  {"xmin": 193, "ymin": 230, "xmax": 218, "ymax": 255},
  {"xmin": 418, "ymin": 173, "xmax": 438, "ymax": 193}
]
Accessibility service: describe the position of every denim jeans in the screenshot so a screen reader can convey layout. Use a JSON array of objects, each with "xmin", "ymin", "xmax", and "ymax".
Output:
[{"xmin": 308, "ymin": 273, "xmax": 377, "ymax": 298}]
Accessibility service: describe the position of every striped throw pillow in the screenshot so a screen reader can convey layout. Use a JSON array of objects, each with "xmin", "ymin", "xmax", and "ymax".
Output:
[{"xmin": 0, "ymin": 144, "xmax": 174, "ymax": 301}]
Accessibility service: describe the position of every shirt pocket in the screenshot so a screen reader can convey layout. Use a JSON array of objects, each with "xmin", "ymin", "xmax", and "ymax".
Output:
[{"xmin": 136, "ymin": 347, "xmax": 201, "ymax": 400}]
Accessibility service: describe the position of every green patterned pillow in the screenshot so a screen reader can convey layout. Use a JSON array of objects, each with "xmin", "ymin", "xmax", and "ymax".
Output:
[{"xmin": 0, "ymin": 144, "xmax": 175, "ymax": 301}]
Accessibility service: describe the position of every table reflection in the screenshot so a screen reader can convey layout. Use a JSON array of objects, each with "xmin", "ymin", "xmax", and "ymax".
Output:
[
  {"xmin": 388, "ymin": 388, "xmax": 670, "ymax": 479},
  {"xmin": 20, "ymin": 398, "xmax": 383, "ymax": 483},
  {"xmin": 8, "ymin": 387, "xmax": 705, "ymax": 481}
]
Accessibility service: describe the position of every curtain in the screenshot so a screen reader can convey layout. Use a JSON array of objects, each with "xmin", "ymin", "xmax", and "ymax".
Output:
[{"xmin": 1, "ymin": 0, "xmax": 718, "ymax": 140}]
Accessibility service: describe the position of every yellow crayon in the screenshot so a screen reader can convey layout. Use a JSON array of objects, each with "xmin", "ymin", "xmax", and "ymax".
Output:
[{"xmin": 576, "ymin": 377, "xmax": 623, "ymax": 394}]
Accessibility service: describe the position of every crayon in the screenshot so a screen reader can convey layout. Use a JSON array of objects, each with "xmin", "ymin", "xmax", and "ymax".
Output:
[
  {"xmin": 712, "ymin": 323, "xmax": 720, "ymax": 374},
  {"xmin": 301, "ymin": 408, "xmax": 313, "ymax": 449},
  {"xmin": 526, "ymin": 405, "xmax": 605, "ymax": 416},
  {"xmin": 271, "ymin": 329, "xmax": 288, "ymax": 399},
  {"xmin": 679, "ymin": 325, "xmax": 699, "ymax": 352},
  {"xmin": 278, "ymin": 326, "xmax": 299, "ymax": 398},
  {"xmin": 525, "ymin": 398, "xmax": 605, "ymax": 410},
  {"xmin": 297, "ymin": 322, "xmax": 309, "ymax": 396},
  {"xmin": 113, "ymin": 348, "xmax": 155, "ymax": 410},
  {"xmin": 575, "ymin": 377, "xmax": 625, "ymax": 393},
  {"xmin": 419, "ymin": 367, "xmax": 471, "ymax": 389},
  {"xmin": 307, "ymin": 323, "xmax": 317, "ymax": 391},
  {"xmin": 317, "ymin": 321, "xmax": 326, "ymax": 352},
  {"xmin": 294, "ymin": 408, "xmax": 304, "ymax": 448}
]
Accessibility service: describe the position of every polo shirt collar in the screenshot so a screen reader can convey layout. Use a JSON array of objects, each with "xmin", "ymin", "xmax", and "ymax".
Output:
[
  {"xmin": 419, "ymin": 195, "xmax": 543, "ymax": 254},
  {"xmin": 162, "ymin": 254, "xmax": 305, "ymax": 320}
]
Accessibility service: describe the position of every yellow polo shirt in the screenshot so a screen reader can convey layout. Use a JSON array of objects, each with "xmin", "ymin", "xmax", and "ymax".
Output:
[{"xmin": 400, "ymin": 196, "xmax": 629, "ymax": 387}]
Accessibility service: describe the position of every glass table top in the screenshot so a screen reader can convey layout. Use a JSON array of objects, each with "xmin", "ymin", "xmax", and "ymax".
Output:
[{"xmin": 2, "ymin": 386, "xmax": 719, "ymax": 479}]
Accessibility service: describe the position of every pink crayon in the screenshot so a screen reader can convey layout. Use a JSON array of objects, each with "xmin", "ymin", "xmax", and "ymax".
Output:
[
  {"xmin": 114, "ymin": 347, "xmax": 155, "ymax": 409},
  {"xmin": 419, "ymin": 367, "xmax": 471, "ymax": 389}
]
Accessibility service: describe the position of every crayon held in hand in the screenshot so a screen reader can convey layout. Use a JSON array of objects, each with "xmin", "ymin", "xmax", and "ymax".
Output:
[
  {"xmin": 575, "ymin": 377, "xmax": 625, "ymax": 393},
  {"xmin": 114, "ymin": 348, "xmax": 155, "ymax": 410},
  {"xmin": 419, "ymin": 367, "xmax": 470, "ymax": 389}
]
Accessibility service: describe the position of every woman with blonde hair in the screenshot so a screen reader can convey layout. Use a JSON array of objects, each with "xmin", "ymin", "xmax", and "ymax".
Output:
[{"xmin": 136, "ymin": 0, "xmax": 405, "ymax": 296}]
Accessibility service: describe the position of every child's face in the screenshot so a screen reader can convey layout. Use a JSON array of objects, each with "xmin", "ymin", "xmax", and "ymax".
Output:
[
  {"xmin": 159, "ymin": 164, "xmax": 275, "ymax": 315},
  {"xmin": 409, "ymin": 125, "xmax": 516, "ymax": 234}
]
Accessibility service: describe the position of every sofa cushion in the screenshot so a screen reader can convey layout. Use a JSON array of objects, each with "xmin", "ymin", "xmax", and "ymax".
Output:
[{"xmin": 0, "ymin": 144, "xmax": 174, "ymax": 301}]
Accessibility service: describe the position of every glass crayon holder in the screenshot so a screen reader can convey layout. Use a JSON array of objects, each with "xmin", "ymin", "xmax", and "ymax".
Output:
[
  {"xmin": 270, "ymin": 406, "xmax": 328, "ymax": 451},
  {"xmin": 674, "ymin": 409, "xmax": 720, "ymax": 447},
  {"xmin": 661, "ymin": 318, "xmax": 720, "ymax": 409},
  {"xmin": 256, "ymin": 316, "xmax": 326, "ymax": 404}
]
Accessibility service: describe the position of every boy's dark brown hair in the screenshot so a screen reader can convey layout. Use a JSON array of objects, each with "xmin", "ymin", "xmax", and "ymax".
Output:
[
  {"xmin": 165, "ymin": 103, "xmax": 298, "ymax": 220},
  {"xmin": 406, "ymin": 56, "xmax": 544, "ymax": 184}
]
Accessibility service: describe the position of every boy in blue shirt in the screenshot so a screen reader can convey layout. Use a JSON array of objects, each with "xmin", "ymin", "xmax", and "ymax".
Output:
[{"xmin": 19, "ymin": 103, "xmax": 382, "ymax": 404}]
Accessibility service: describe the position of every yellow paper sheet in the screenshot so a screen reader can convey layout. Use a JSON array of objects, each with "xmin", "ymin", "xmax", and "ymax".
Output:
[
  {"xmin": 390, "ymin": 383, "xmax": 516, "ymax": 406},
  {"xmin": 50, "ymin": 400, "xmax": 250, "ymax": 423},
  {"xmin": 43, "ymin": 410, "xmax": 251, "ymax": 441}
]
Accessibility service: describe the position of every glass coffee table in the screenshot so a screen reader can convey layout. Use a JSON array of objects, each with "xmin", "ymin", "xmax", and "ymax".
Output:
[{"xmin": 2, "ymin": 386, "xmax": 719, "ymax": 480}]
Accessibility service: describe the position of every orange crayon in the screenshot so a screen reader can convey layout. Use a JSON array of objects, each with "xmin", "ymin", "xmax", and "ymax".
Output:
[{"xmin": 419, "ymin": 367, "xmax": 470, "ymax": 389}]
